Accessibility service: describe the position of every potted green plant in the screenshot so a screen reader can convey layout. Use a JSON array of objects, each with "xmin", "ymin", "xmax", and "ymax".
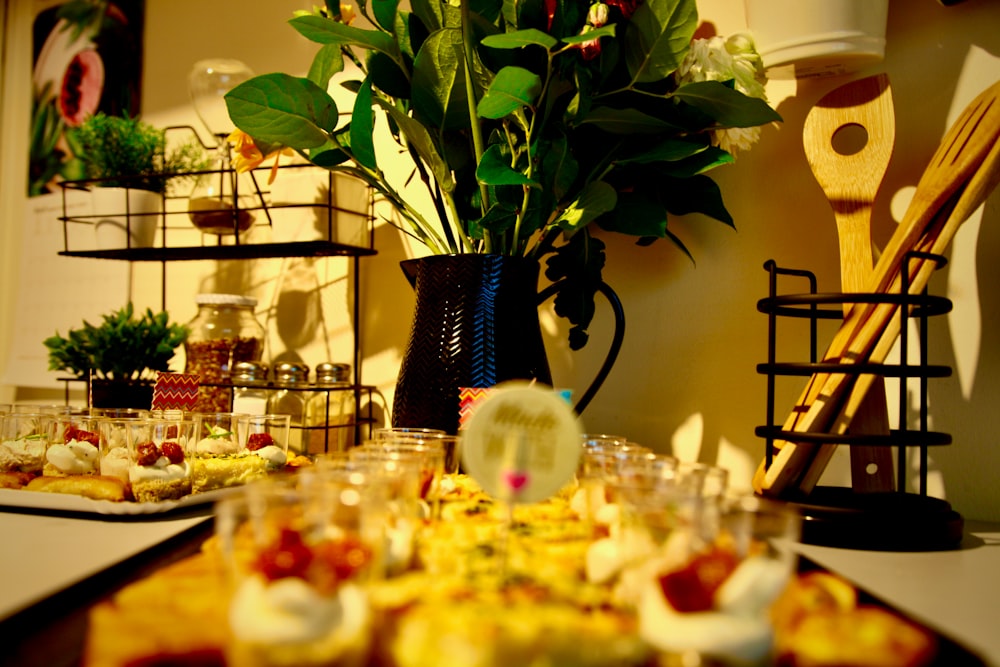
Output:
[
  {"xmin": 68, "ymin": 113, "xmax": 207, "ymax": 248},
  {"xmin": 223, "ymin": 0, "xmax": 780, "ymax": 431},
  {"xmin": 43, "ymin": 303, "xmax": 190, "ymax": 409}
]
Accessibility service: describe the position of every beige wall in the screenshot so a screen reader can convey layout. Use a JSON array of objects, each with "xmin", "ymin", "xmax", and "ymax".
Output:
[{"xmin": 2, "ymin": 0, "xmax": 999, "ymax": 521}]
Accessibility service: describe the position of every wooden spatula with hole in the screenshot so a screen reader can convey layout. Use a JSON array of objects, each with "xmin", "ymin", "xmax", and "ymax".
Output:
[{"xmin": 800, "ymin": 73, "xmax": 897, "ymax": 493}]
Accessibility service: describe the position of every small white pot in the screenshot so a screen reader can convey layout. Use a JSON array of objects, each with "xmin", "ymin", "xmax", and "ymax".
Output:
[
  {"xmin": 92, "ymin": 187, "xmax": 161, "ymax": 249},
  {"xmin": 744, "ymin": 0, "xmax": 889, "ymax": 79}
]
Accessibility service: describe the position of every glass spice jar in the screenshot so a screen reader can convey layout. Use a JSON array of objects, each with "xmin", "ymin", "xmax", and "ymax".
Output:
[
  {"xmin": 268, "ymin": 362, "xmax": 309, "ymax": 454},
  {"xmin": 305, "ymin": 362, "xmax": 353, "ymax": 454},
  {"xmin": 231, "ymin": 361, "xmax": 270, "ymax": 416},
  {"xmin": 184, "ymin": 294, "xmax": 265, "ymax": 413}
]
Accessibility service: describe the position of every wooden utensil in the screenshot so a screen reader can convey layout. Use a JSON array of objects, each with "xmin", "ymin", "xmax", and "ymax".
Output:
[
  {"xmin": 834, "ymin": 122, "xmax": 1000, "ymax": 438},
  {"xmin": 757, "ymin": 78, "xmax": 1000, "ymax": 497},
  {"xmin": 801, "ymin": 73, "xmax": 896, "ymax": 493}
]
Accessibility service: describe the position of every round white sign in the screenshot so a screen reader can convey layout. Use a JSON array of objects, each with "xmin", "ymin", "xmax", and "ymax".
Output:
[{"xmin": 461, "ymin": 382, "xmax": 582, "ymax": 504}]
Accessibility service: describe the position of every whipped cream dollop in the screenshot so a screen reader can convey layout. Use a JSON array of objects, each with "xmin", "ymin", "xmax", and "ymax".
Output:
[
  {"xmin": 46, "ymin": 438, "xmax": 99, "ymax": 474},
  {"xmin": 253, "ymin": 445, "xmax": 286, "ymax": 468},
  {"xmin": 229, "ymin": 575, "xmax": 371, "ymax": 647},
  {"xmin": 194, "ymin": 436, "xmax": 240, "ymax": 455},
  {"xmin": 0, "ymin": 436, "xmax": 47, "ymax": 472},
  {"xmin": 129, "ymin": 457, "xmax": 191, "ymax": 483}
]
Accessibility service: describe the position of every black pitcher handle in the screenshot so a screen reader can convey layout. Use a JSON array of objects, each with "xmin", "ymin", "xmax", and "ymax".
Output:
[{"xmin": 538, "ymin": 280, "xmax": 625, "ymax": 415}]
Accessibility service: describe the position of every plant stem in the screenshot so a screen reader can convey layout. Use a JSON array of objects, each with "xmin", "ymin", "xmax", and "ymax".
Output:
[
  {"xmin": 461, "ymin": 0, "xmax": 491, "ymax": 252},
  {"xmin": 336, "ymin": 163, "xmax": 450, "ymax": 253},
  {"xmin": 409, "ymin": 142, "xmax": 458, "ymax": 252},
  {"xmin": 511, "ymin": 49, "xmax": 553, "ymax": 255}
]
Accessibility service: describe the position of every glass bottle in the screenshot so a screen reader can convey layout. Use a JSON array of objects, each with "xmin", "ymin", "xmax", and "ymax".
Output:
[
  {"xmin": 187, "ymin": 59, "xmax": 259, "ymax": 238},
  {"xmin": 268, "ymin": 362, "xmax": 309, "ymax": 455},
  {"xmin": 231, "ymin": 361, "xmax": 270, "ymax": 416},
  {"xmin": 186, "ymin": 152, "xmax": 257, "ymax": 236},
  {"xmin": 184, "ymin": 294, "xmax": 265, "ymax": 414},
  {"xmin": 306, "ymin": 362, "xmax": 353, "ymax": 454}
]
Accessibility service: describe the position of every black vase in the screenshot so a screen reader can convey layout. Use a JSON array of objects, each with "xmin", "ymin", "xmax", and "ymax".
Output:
[{"xmin": 392, "ymin": 254, "xmax": 554, "ymax": 435}]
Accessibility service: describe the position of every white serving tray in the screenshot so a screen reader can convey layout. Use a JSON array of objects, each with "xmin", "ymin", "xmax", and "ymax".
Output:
[{"xmin": 0, "ymin": 486, "xmax": 234, "ymax": 516}]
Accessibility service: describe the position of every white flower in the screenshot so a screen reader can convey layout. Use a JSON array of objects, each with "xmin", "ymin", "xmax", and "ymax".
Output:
[
  {"xmin": 677, "ymin": 33, "xmax": 770, "ymax": 155},
  {"xmin": 587, "ymin": 3, "xmax": 610, "ymax": 27}
]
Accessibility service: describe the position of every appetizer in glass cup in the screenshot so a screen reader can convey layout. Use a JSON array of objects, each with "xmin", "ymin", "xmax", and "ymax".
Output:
[
  {"xmin": 43, "ymin": 414, "xmax": 103, "ymax": 476},
  {"xmin": 0, "ymin": 412, "xmax": 50, "ymax": 475},
  {"xmin": 190, "ymin": 412, "xmax": 287, "ymax": 492},
  {"xmin": 636, "ymin": 494, "xmax": 802, "ymax": 666},
  {"xmin": 128, "ymin": 418, "xmax": 194, "ymax": 502},
  {"xmin": 216, "ymin": 478, "xmax": 383, "ymax": 667}
]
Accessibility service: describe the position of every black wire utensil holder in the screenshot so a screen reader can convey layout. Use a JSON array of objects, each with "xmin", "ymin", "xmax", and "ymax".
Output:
[{"xmin": 755, "ymin": 253, "xmax": 964, "ymax": 551}]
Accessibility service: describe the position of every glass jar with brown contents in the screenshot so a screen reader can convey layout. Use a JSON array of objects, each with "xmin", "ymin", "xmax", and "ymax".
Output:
[{"xmin": 184, "ymin": 294, "xmax": 265, "ymax": 413}]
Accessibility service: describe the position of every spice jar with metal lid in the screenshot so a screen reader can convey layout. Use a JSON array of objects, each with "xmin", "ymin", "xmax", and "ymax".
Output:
[
  {"xmin": 231, "ymin": 361, "xmax": 270, "ymax": 416},
  {"xmin": 184, "ymin": 294, "xmax": 265, "ymax": 413},
  {"xmin": 268, "ymin": 362, "xmax": 310, "ymax": 454},
  {"xmin": 306, "ymin": 362, "xmax": 353, "ymax": 454}
]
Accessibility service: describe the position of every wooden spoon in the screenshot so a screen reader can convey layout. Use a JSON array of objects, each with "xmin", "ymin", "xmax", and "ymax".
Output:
[
  {"xmin": 801, "ymin": 73, "xmax": 896, "ymax": 493},
  {"xmin": 757, "ymin": 78, "xmax": 1000, "ymax": 497}
]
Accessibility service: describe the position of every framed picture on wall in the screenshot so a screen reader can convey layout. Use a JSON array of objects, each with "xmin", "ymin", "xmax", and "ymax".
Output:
[{"xmin": 29, "ymin": 0, "xmax": 145, "ymax": 197}]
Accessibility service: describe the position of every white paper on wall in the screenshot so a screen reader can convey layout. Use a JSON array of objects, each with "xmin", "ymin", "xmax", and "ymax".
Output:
[{"xmin": 1, "ymin": 191, "xmax": 128, "ymax": 389}]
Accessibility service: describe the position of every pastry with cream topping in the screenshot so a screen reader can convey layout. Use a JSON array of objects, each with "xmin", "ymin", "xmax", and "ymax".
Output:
[{"xmin": 190, "ymin": 422, "xmax": 287, "ymax": 493}]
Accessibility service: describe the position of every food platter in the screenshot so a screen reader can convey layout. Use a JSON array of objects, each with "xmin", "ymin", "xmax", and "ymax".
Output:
[{"xmin": 0, "ymin": 487, "xmax": 234, "ymax": 516}]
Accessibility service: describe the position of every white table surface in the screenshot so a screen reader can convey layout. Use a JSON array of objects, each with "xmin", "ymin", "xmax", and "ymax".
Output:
[
  {"xmin": 793, "ymin": 520, "xmax": 1000, "ymax": 667},
  {"xmin": 0, "ymin": 508, "xmax": 211, "ymax": 621}
]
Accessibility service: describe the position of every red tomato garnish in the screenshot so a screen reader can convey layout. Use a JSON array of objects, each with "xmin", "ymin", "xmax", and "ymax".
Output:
[
  {"xmin": 657, "ymin": 546, "xmax": 738, "ymax": 612},
  {"xmin": 64, "ymin": 427, "xmax": 99, "ymax": 446},
  {"xmin": 135, "ymin": 441, "xmax": 160, "ymax": 467},
  {"xmin": 313, "ymin": 535, "xmax": 374, "ymax": 582},
  {"xmin": 247, "ymin": 432, "xmax": 275, "ymax": 451},
  {"xmin": 256, "ymin": 528, "xmax": 313, "ymax": 581},
  {"xmin": 160, "ymin": 441, "xmax": 185, "ymax": 464}
]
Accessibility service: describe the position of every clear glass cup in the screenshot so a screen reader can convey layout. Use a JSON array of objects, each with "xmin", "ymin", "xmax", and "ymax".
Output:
[
  {"xmin": 11, "ymin": 403, "xmax": 75, "ymax": 415},
  {"xmin": 374, "ymin": 432, "xmax": 461, "ymax": 476},
  {"xmin": 636, "ymin": 495, "xmax": 802, "ymax": 666},
  {"xmin": 0, "ymin": 412, "xmax": 50, "ymax": 473},
  {"xmin": 98, "ymin": 417, "xmax": 148, "ymax": 485},
  {"xmin": 90, "ymin": 407, "xmax": 150, "ymax": 419},
  {"xmin": 190, "ymin": 412, "xmax": 244, "ymax": 456},
  {"xmin": 574, "ymin": 442, "xmax": 654, "ymax": 526},
  {"xmin": 671, "ymin": 460, "xmax": 730, "ymax": 500},
  {"xmin": 239, "ymin": 414, "xmax": 291, "ymax": 457},
  {"xmin": 348, "ymin": 444, "xmax": 427, "ymax": 551},
  {"xmin": 359, "ymin": 441, "xmax": 445, "ymax": 517},
  {"xmin": 190, "ymin": 412, "xmax": 273, "ymax": 493},
  {"xmin": 587, "ymin": 463, "xmax": 705, "ymax": 595},
  {"xmin": 215, "ymin": 478, "xmax": 382, "ymax": 666},
  {"xmin": 581, "ymin": 433, "xmax": 629, "ymax": 449},
  {"xmin": 128, "ymin": 418, "xmax": 195, "ymax": 502},
  {"xmin": 44, "ymin": 414, "xmax": 102, "ymax": 475},
  {"xmin": 371, "ymin": 427, "xmax": 446, "ymax": 441}
]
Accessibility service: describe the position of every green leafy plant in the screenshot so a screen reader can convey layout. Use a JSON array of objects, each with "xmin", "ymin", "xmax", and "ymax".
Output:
[
  {"xmin": 225, "ymin": 0, "xmax": 780, "ymax": 348},
  {"xmin": 44, "ymin": 303, "xmax": 190, "ymax": 382},
  {"xmin": 68, "ymin": 112, "xmax": 208, "ymax": 194}
]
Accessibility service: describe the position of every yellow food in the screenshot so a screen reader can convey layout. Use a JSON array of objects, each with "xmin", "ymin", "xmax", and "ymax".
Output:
[
  {"xmin": 81, "ymin": 475, "xmax": 940, "ymax": 667},
  {"xmin": 25, "ymin": 474, "xmax": 127, "ymax": 502}
]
